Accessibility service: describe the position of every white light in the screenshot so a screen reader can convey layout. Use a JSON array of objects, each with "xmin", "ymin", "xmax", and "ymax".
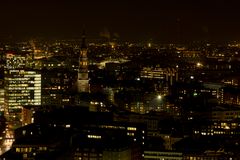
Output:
[
  {"xmin": 87, "ymin": 135, "xmax": 101, "ymax": 139},
  {"xmin": 65, "ymin": 124, "xmax": 71, "ymax": 128},
  {"xmin": 157, "ymin": 95, "xmax": 162, "ymax": 100}
]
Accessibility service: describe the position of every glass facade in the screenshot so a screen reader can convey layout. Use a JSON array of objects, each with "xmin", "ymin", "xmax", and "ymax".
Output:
[{"xmin": 4, "ymin": 69, "xmax": 41, "ymax": 126}]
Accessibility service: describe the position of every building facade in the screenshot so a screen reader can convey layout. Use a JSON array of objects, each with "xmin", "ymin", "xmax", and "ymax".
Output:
[
  {"xmin": 4, "ymin": 69, "xmax": 41, "ymax": 128},
  {"xmin": 77, "ymin": 32, "xmax": 90, "ymax": 93}
]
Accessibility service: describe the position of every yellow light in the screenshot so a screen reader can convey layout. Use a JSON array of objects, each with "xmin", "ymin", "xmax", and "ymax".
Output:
[
  {"xmin": 148, "ymin": 43, "xmax": 151, "ymax": 48},
  {"xmin": 127, "ymin": 127, "xmax": 136, "ymax": 131},
  {"xmin": 225, "ymin": 126, "xmax": 230, "ymax": 130},
  {"xmin": 196, "ymin": 62, "xmax": 202, "ymax": 67}
]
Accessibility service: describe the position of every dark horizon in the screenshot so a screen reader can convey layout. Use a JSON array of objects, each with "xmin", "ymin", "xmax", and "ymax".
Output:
[{"xmin": 1, "ymin": 0, "xmax": 240, "ymax": 43}]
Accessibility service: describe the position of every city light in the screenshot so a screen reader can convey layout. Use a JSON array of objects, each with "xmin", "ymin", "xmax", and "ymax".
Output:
[
  {"xmin": 148, "ymin": 43, "xmax": 152, "ymax": 48},
  {"xmin": 196, "ymin": 62, "xmax": 202, "ymax": 67},
  {"xmin": 0, "ymin": 2, "xmax": 240, "ymax": 158}
]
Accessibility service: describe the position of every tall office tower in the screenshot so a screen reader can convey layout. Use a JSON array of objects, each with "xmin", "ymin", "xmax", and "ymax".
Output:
[
  {"xmin": 4, "ymin": 52, "xmax": 41, "ymax": 128},
  {"xmin": 5, "ymin": 70, "xmax": 41, "ymax": 126},
  {"xmin": 0, "ymin": 52, "xmax": 4, "ymax": 113},
  {"xmin": 0, "ymin": 79, "xmax": 4, "ymax": 112},
  {"xmin": 77, "ymin": 32, "xmax": 90, "ymax": 93}
]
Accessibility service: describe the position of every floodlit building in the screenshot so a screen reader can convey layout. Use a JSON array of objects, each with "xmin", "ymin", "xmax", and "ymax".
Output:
[{"xmin": 77, "ymin": 31, "xmax": 90, "ymax": 93}]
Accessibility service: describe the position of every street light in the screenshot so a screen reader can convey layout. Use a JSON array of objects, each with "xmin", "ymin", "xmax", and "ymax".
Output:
[
  {"xmin": 196, "ymin": 62, "xmax": 202, "ymax": 67},
  {"xmin": 156, "ymin": 95, "xmax": 164, "ymax": 111}
]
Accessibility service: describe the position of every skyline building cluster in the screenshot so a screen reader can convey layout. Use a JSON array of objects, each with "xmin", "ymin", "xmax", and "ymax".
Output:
[{"xmin": 1, "ymin": 31, "xmax": 240, "ymax": 159}]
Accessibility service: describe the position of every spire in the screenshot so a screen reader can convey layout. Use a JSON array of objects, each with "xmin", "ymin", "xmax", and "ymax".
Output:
[{"xmin": 81, "ymin": 29, "xmax": 87, "ymax": 49}]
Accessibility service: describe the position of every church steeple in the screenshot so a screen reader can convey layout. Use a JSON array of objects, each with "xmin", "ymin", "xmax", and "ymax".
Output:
[
  {"xmin": 77, "ymin": 30, "xmax": 90, "ymax": 93},
  {"xmin": 81, "ymin": 30, "xmax": 87, "ymax": 49}
]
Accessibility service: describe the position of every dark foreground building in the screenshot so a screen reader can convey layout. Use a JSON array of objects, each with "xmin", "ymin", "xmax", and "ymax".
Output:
[{"xmin": 0, "ymin": 106, "xmax": 145, "ymax": 160}]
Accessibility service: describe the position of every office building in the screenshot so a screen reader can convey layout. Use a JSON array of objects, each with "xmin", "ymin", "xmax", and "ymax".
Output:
[{"xmin": 4, "ymin": 69, "xmax": 41, "ymax": 128}]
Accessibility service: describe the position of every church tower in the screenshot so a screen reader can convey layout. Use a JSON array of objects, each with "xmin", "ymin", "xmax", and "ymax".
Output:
[{"xmin": 77, "ymin": 31, "xmax": 90, "ymax": 93}]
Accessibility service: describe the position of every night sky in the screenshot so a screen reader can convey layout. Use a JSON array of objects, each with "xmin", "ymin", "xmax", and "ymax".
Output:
[{"xmin": 0, "ymin": 0, "xmax": 240, "ymax": 42}]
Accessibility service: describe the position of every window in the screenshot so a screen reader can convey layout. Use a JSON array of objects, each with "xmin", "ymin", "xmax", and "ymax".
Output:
[
  {"xmin": 23, "ymin": 154, "xmax": 27, "ymax": 158},
  {"xmin": 127, "ymin": 127, "xmax": 136, "ymax": 131}
]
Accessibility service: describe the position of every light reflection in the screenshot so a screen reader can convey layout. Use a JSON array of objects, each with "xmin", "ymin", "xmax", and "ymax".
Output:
[{"xmin": 0, "ymin": 124, "xmax": 14, "ymax": 155}]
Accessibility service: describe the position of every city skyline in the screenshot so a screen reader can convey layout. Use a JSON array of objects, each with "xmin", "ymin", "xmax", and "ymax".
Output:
[
  {"xmin": 2, "ymin": 1, "xmax": 240, "ymax": 159},
  {"xmin": 1, "ymin": 0, "xmax": 240, "ymax": 42},
  {"xmin": 1, "ymin": 23, "xmax": 240, "ymax": 158}
]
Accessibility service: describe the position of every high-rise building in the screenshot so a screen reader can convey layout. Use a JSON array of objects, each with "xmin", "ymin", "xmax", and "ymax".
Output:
[
  {"xmin": 4, "ymin": 69, "xmax": 41, "ymax": 127},
  {"xmin": 77, "ymin": 32, "xmax": 90, "ymax": 93},
  {"xmin": 4, "ymin": 52, "xmax": 41, "ymax": 128},
  {"xmin": 0, "ymin": 50, "xmax": 4, "ymax": 113},
  {"xmin": 0, "ymin": 79, "xmax": 4, "ymax": 112}
]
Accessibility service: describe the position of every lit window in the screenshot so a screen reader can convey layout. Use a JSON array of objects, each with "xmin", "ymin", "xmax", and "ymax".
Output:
[
  {"xmin": 23, "ymin": 154, "xmax": 27, "ymax": 158},
  {"xmin": 65, "ymin": 124, "xmax": 71, "ymax": 128},
  {"xmin": 127, "ymin": 127, "xmax": 136, "ymax": 131},
  {"xmin": 87, "ymin": 135, "xmax": 101, "ymax": 139}
]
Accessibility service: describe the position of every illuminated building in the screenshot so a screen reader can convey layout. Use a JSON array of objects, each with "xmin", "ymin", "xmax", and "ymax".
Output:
[
  {"xmin": 4, "ymin": 51, "xmax": 41, "ymax": 128},
  {"xmin": 4, "ymin": 69, "xmax": 41, "ymax": 128},
  {"xmin": 89, "ymin": 101, "xmax": 108, "ymax": 112},
  {"xmin": 37, "ymin": 55, "xmax": 72, "ymax": 70},
  {"xmin": 144, "ymin": 151, "xmax": 183, "ymax": 160},
  {"xmin": 77, "ymin": 31, "xmax": 90, "ymax": 93},
  {"xmin": 0, "ymin": 79, "xmax": 4, "ymax": 112},
  {"xmin": 6, "ymin": 53, "xmax": 26, "ymax": 69},
  {"xmin": 129, "ymin": 102, "xmax": 145, "ymax": 114},
  {"xmin": 140, "ymin": 67, "xmax": 178, "ymax": 86},
  {"xmin": 41, "ymin": 68, "xmax": 76, "ymax": 106},
  {"xmin": 22, "ymin": 106, "xmax": 34, "ymax": 126}
]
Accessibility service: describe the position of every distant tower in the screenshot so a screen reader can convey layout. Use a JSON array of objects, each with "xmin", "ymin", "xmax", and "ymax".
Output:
[{"xmin": 77, "ymin": 31, "xmax": 90, "ymax": 93}]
